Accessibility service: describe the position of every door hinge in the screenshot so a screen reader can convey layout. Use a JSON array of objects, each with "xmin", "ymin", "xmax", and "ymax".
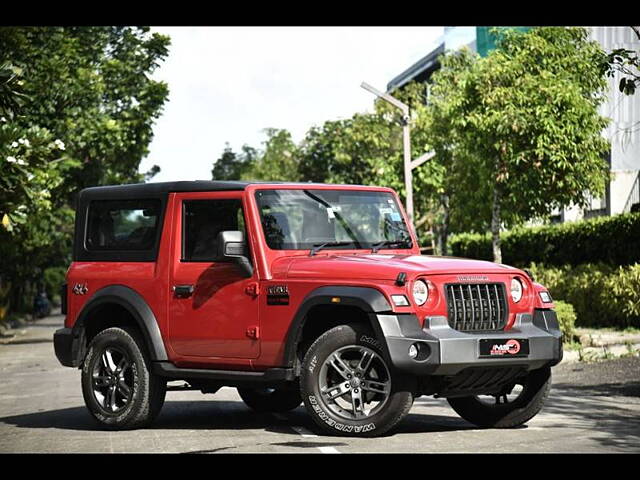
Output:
[
  {"xmin": 245, "ymin": 282, "xmax": 259, "ymax": 297},
  {"xmin": 246, "ymin": 326, "xmax": 260, "ymax": 340}
]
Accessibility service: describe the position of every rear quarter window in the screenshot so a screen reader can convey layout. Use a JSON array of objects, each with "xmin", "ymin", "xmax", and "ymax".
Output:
[{"xmin": 85, "ymin": 199, "xmax": 161, "ymax": 251}]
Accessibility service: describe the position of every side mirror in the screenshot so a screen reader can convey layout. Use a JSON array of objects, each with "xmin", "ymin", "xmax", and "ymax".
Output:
[{"xmin": 215, "ymin": 230, "xmax": 253, "ymax": 277}]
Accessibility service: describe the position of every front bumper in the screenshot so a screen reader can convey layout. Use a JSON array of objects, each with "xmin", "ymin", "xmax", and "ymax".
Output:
[{"xmin": 379, "ymin": 309, "xmax": 563, "ymax": 376}]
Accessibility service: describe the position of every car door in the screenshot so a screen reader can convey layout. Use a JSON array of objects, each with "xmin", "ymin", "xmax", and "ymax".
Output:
[{"xmin": 168, "ymin": 191, "xmax": 260, "ymax": 360}]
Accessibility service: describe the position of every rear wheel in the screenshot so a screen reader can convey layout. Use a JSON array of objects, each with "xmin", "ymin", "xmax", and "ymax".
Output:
[
  {"xmin": 237, "ymin": 387, "xmax": 302, "ymax": 413},
  {"xmin": 447, "ymin": 366, "xmax": 552, "ymax": 428},
  {"xmin": 81, "ymin": 327, "xmax": 166, "ymax": 430},
  {"xmin": 300, "ymin": 324, "xmax": 413, "ymax": 437}
]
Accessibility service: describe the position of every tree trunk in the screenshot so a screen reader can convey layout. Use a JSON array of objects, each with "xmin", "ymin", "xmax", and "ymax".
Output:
[
  {"xmin": 429, "ymin": 228, "xmax": 437, "ymax": 255},
  {"xmin": 491, "ymin": 185, "xmax": 502, "ymax": 264},
  {"xmin": 436, "ymin": 193, "xmax": 450, "ymax": 256}
]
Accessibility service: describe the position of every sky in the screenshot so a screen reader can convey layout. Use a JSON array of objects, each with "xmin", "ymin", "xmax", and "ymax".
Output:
[{"xmin": 139, "ymin": 27, "xmax": 444, "ymax": 183}]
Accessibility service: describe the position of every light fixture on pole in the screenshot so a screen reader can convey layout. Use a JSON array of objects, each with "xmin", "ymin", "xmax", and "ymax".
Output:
[{"xmin": 360, "ymin": 82, "xmax": 434, "ymax": 229}]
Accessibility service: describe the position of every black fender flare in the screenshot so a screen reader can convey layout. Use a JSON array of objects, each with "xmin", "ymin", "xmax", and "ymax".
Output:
[
  {"xmin": 72, "ymin": 285, "xmax": 168, "ymax": 363},
  {"xmin": 282, "ymin": 286, "xmax": 393, "ymax": 370}
]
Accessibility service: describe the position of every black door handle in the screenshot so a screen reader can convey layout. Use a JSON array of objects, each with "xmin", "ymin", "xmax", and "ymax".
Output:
[{"xmin": 173, "ymin": 284, "xmax": 194, "ymax": 298}]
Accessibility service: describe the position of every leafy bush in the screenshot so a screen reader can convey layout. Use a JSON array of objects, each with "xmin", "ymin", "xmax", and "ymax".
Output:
[
  {"xmin": 528, "ymin": 263, "xmax": 640, "ymax": 329},
  {"xmin": 43, "ymin": 266, "xmax": 67, "ymax": 305},
  {"xmin": 553, "ymin": 300, "xmax": 577, "ymax": 343},
  {"xmin": 449, "ymin": 212, "xmax": 640, "ymax": 267},
  {"xmin": 606, "ymin": 264, "xmax": 640, "ymax": 321}
]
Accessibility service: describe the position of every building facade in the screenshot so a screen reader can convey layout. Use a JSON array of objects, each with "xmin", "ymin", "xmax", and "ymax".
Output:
[{"xmin": 387, "ymin": 26, "xmax": 640, "ymax": 222}]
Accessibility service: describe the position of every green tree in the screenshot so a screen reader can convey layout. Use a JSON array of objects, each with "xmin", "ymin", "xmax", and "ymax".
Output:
[
  {"xmin": 0, "ymin": 63, "xmax": 77, "ymax": 314},
  {"xmin": 1, "ymin": 27, "xmax": 169, "ymax": 197},
  {"xmin": 211, "ymin": 143, "xmax": 257, "ymax": 180},
  {"xmin": 0, "ymin": 27, "xmax": 170, "ymax": 316},
  {"xmin": 295, "ymin": 83, "xmax": 449, "ymax": 252},
  {"xmin": 600, "ymin": 27, "xmax": 640, "ymax": 96},
  {"xmin": 416, "ymin": 50, "xmax": 480, "ymax": 254},
  {"xmin": 430, "ymin": 27, "xmax": 610, "ymax": 263},
  {"xmin": 298, "ymin": 112, "xmax": 404, "ymax": 191},
  {"xmin": 243, "ymin": 128, "xmax": 300, "ymax": 182}
]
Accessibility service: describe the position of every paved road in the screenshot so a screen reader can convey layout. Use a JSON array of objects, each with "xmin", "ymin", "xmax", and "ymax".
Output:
[{"xmin": 0, "ymin": 315, "xmax": 638, "ymax": 453}]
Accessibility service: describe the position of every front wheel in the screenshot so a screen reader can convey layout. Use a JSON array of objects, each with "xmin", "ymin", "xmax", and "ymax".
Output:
[
  {"xmin": 300, "ymin": 324, "xmax": 413, "ymax": 437},
  {"xmin": 447, "ymin": 366, "xmax": 552, "ymax": 429}
]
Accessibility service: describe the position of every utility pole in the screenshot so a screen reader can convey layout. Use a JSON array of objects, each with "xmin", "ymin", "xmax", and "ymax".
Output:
[{"xmin": 360, "ymin": 82, "xmax": 435, "ymax": 228}]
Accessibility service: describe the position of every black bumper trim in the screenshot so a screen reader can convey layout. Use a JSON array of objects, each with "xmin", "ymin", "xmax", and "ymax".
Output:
[
  {"xmin": 54, "ymin": 327, "xmax": 77, "ymax": 367},
  {"xmin": 152, "ymin": 362, "xmax": 296, "ymax": 387}
]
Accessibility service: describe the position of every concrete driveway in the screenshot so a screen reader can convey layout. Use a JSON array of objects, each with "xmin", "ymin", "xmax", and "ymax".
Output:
[{"xmin": 0, "ymin": 314, "xmax": 638, "ymax": 453}]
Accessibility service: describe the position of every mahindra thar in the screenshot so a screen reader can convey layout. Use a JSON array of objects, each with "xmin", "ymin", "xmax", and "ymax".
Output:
[{"xmin": 54, "ymin": 181, "xmax": 562, "ymax": 436}]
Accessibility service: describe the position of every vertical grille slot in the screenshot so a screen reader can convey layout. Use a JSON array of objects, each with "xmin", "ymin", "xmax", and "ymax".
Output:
[{"xmin": 446, "ymin": 283, "xmax": 507, "ymax": 332}]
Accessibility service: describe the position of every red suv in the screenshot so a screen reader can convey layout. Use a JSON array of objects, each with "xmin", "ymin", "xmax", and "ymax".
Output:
[{"xmin": 54, "ymin": 181, "xmax": 562, "ymax": 436}]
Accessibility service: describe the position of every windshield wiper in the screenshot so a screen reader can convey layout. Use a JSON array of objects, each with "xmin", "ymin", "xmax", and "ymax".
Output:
[
  {"xmin": 371, "ymin": 240, "xmax": 411, "ymax": 254},
  {"xmin": 302, "ymin": 190, "xmax": 362, "ymax": 249},
  {"xmin": 309, "ymin": 241, "xmax": 355, "ymax": 257}
]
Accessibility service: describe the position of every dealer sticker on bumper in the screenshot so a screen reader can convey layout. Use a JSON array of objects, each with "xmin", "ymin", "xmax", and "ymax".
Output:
[{"xmin": 479, "ymin": 338, "xmax": 530, "ymax": 358}]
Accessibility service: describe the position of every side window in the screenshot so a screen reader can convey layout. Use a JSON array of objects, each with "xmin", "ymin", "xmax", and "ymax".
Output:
[
  {"xmin": 182, "ymin": 199, "xmax": 247, "ymax": 262},
  {"xmin": 86, "ymin": 199, "xmax": 160, "ymax": 251}
]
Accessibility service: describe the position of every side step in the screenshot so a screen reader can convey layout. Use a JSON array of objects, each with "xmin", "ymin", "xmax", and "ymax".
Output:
[{"xmin": 152, "ymin": 362, "xmax": 296, "ymax": 387}]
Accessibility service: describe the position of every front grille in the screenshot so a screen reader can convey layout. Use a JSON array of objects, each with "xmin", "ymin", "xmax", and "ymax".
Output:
[{"xmin": 445, "ymin": 283, "xmax": 507, "ymax": 331}]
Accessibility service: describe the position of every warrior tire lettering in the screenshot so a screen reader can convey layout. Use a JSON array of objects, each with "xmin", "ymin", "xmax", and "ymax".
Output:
[{"xmin": 308, "ymin": 395, "xmax": 376, "ymax": 433}]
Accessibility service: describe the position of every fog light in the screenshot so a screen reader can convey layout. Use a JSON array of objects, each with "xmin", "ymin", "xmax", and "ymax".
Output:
[{"xmin": 408, "ymin": 342, "xmax": 431, "ymax": 361}]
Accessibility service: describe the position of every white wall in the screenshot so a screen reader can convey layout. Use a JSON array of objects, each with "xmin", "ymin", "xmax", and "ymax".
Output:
[
  {"xmin": 559, "ymin": 27, "xmax": 640, "ymax": 219},
  {"xmin": 589, "ymin": 27, "xmax": 640, "ymax": 168},
  {"xmin": 590, "ymin": 27, "xmax": 640, "ymax": 214}
]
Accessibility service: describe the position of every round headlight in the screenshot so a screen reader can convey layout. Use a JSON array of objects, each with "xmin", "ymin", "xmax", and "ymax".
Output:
[
  {"xmin": 412, "ymin": 280, "xmax": 429, "ymax": 306},
  {"xmin": 511, "ymin": 277, "xmax": 523, "ymax": 303}
]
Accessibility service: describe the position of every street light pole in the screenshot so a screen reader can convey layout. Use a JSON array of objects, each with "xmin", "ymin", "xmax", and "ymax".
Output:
[
  {"xmin": 361, "ymin": 82, "xmax": 434, "ymax": 229},
  {"xmin": 402, "ymin": 114, "xmax": 413, "ymax": 226},
  {"xmin": 361, "ymin": 82, "xmax": 413, "ymax": 224}
]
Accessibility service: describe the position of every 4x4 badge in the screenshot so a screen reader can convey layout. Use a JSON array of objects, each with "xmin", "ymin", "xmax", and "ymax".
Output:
[{"xmin": 72, "ymin": 283, "xmax": 88, "ymax": 295}]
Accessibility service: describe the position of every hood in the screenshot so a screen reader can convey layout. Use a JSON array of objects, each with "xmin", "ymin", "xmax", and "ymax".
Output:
[{"xmin": 274, "ymin": 253, "xmax": 518, "ymax": 281}]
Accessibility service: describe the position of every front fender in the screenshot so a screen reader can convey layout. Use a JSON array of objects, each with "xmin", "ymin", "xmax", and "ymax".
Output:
[{"xmin": 282, "ymin": 286, "xmax": 393, "ymax": 369}]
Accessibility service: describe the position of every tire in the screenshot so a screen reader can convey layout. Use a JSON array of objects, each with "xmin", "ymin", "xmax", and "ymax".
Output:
[
  {"xmin": 447, "ymin": 366, "xmax": 552, "ymax": 429},
  {"xmin": 300, "ymin": 324, "xmax": 413, "ymax": 437},
  {"xmin": 81, "ymin": 327, "xmax": 166, "ymax": 430},
  {"xmin": 237, "ymin": 387, "xmax": 302, "ymax": 413}
]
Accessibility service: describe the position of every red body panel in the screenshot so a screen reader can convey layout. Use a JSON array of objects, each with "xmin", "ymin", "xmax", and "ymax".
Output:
[
  {"xmin": 167, "ymin": 191, "xmax": 259, "ymax": 369},
  {"xmin": 66, "ymin": 183, "xmax": 553, "ymax": 372}
]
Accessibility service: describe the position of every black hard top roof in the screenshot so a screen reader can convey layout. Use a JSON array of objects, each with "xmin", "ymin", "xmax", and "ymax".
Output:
[
  {"xmin": 78, "ymin": 180, "xmax": 380, "ymax": 200},
  {"xmin": 79, "ymin": 180, "xmax": 251, "ymax": 199}
]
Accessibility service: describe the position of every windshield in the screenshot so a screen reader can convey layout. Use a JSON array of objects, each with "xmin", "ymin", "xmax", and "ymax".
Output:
[{"xmin": 255, "ymin": 189, "xmax": 413, "ymax": 251}]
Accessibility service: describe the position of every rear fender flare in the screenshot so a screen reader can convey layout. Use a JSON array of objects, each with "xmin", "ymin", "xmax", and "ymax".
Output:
[{"xmin": 72, "ymin": 285, "xmax": 168, "ymax": 363}]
